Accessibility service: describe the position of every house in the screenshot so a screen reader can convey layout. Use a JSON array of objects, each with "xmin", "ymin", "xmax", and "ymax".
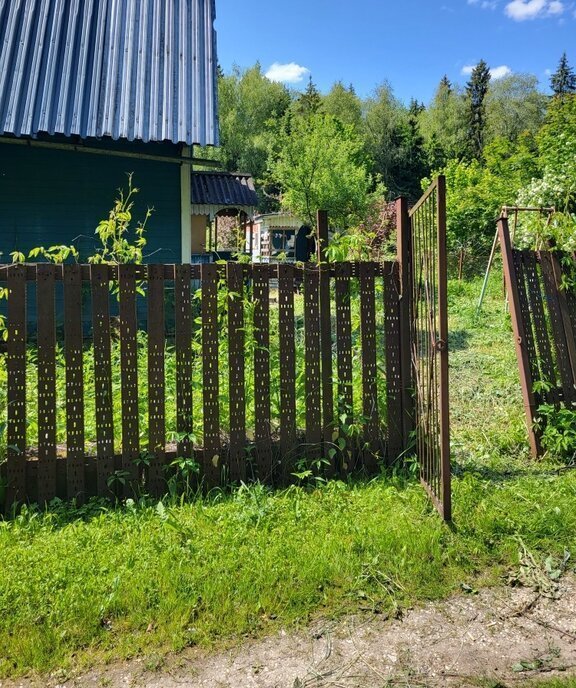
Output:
[
  {"xmin": 246, "ymin": 213, "xmax": 315, "ymax": 263},
  {"xmin": 0, "ymin": 0, "xmax": 219, "ymax": 265},
  {"xmin": 190, "ymin": 171, "xmax": 259, "ymax": 260}
]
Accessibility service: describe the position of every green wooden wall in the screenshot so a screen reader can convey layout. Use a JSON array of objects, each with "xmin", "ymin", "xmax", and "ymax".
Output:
[{"xmin": 0, "ymin": 140, "xmax": 182, "ymax": 264}]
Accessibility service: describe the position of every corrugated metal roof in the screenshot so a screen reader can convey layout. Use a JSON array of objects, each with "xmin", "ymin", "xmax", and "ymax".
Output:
[
  {"xmin": 191, "ymin": 172, "xmax": 258, "ymax": 207},
  {"xmin": 0, "ymin": 0, "xmax": 219, "ymax": 146}
]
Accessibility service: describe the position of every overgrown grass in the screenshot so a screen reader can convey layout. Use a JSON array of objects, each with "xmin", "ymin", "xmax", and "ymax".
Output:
[{"xmin": 1, "ymin": 267, "xmax": 575, "ymax": 678}]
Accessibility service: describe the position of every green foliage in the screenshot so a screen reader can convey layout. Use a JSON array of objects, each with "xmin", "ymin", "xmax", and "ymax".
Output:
[
  {"xmin": 419, "ymin": 76, "xmax": 468, "ymax": 167},
  {"xmin": 550, "ymin": 52, "xmax": 576, "ymax": 97},
  {"xmin": 465, "ymin": 60, "xmax": 491, "ymax": 160},
  {"xmin": 322, "ymin": 81, "xmax": 363, "ymax": 131},
  {"xmin": 515, "ymin": 95, "xmax": 576, "ymax": 249},
  {"xmin": 213, "ymin": 63, "xmax": 291, "ymax": 208},
  {"xmin": 485, "ymin": 74, "xmax": 547, "ymax": 144},
  {"xmin": 270, "ymin": 112, "xmax": 373, "ymax": 228},
  {"xmin": 89, "ymin": 173, "xmax": 152, "ymax": 266},
  {"xmin": 429, "ymin": 158, "xmax": 508, "ymax": 253},
  {"xmin": 363, "ymin": 82, "xmax": 430, "ymax": 200},
  {"xmin": 535, "ymin": 402, "xmax": 576, "ymax": 461}
]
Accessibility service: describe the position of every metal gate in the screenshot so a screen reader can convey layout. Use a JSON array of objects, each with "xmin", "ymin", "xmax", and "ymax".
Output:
[{"xmin": 406, "ymin": 176, "xmax": 451, "ymax": 521}]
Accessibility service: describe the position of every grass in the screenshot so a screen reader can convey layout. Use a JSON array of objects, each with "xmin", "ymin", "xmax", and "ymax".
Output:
[{"xmin": 1, "ymin": 267, "xmax": 576, "ymax": 678}]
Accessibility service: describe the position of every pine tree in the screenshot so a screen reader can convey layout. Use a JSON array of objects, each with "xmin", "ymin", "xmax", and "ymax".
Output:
[
  {"xmin": 294, "ymin": 77, "xmax": 322, "ymax": 118},
  {"xmin": 550, "ymin": 52, "xmax": 576, "ymax": 96},
  {"xmin": 440, "ymin": 75, "xmax": 452, "ymax": 92},
  {"xmin": 465, "ymin": 60, "xmax": 491, "ymax": 160}
]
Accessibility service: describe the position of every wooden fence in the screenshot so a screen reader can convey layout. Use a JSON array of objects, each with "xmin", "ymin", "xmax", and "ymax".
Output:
[
  {"xmin": 0, "ymin": 260, "xmax": 411, "ymax": 504},
  {"xmin": 498, "ymin": 216, "xmax": 576, "ymax": 457}
]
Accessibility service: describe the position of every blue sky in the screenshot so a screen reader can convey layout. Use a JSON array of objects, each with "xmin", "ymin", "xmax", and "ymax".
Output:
[{"xmin": 214, "ymin": 0, "xmax": 575, "ymax": 104}]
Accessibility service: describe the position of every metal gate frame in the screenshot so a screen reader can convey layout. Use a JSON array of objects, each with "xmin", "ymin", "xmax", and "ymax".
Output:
[{"xmin": 398, "ymin": 175, "xmax": 451, "ymax": 521}]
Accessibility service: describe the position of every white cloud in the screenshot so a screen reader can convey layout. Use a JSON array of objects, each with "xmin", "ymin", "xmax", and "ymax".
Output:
[
  {"xmin": 461, "ymin": 63, "xmax": 512, "ymax": 79},
  {"xmin": 265, "ymin": 62, "xmax": 309, "ymax": 84},
  {"xmin": 504, "ymin": 0, "xmax": 564, "ymax": 20},
  {"xmin": 490, "ymin": 64, "xmax": 512, "ymax": 78}
]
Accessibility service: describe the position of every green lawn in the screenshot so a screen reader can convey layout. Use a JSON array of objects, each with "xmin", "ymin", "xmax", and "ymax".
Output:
[{"xmin": 1, "ymin": 269, "xmax": 575, "ymax": 678}]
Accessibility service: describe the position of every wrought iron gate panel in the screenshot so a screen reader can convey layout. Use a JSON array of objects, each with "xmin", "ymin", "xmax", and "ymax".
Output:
[{"xmin": 408, "ymin": 176, "xmax": 451, "ymax": 521}]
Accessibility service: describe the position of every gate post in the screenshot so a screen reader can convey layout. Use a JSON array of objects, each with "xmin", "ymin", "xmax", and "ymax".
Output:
[{"xmin": 396, "ymin": 197, "xmax": 415, "ymax": 452}]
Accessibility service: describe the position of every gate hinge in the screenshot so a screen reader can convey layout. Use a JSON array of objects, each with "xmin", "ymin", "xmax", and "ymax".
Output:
[{"xmin": 435, "ymin": 339, "xmax": 447, "ymax": 352}]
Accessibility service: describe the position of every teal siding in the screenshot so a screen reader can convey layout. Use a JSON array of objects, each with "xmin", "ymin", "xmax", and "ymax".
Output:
[
  {"xmin": 0, "ymin": 141, "xmax": 182, "ymax": 264},
  {"xmin": 0, "ymin": 139, "xmax": 182, "ymax": 330}
]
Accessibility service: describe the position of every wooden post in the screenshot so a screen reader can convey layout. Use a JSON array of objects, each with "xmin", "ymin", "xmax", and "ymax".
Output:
[
  {"xmin": 396, "ymin": 197, "xmax": 414, "ymax": 451},
  {"xmin": 498, "ymin": 216, "xmax": 541, "ymax": 458}
]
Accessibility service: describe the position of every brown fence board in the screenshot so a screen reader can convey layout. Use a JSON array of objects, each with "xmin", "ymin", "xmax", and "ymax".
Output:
[
  {"xmin": 318, "ymin": 213, "xmax": 334, "ymax": 450},
  {"xmin": 63, "ymin": 264, "xmax": 86, "ymax": 500},
  {"xmin": 334, "ymin": 262, "xmax": 353, "ymax": 419},
  {"xmin": 90, "ymin": 265, "xmax": 115, "ymax": 494},
  {"xmin": 359, "ymin": 262, "xmax": 379, "ymax": 470},
  {"xmin": 201, "ymin": 263, "xmax": 220, "ymax": 485},
  {"xmin": 36, "ymin": 264, "xmax": 57, "ymax": 503},
  {"xmin": 6, "ymin": 265, "xmax": 27, "ymax": 507},
  {"xmin": 334, "ymin": 262, "xmax": 353, "ymax": 473},
  {"xmin": 1, "ymin": 251, "xmax": 417, "ymax": 506},
  {"xmin": 119, "ymin": 265, "xmax": 140, "ymax": 489},
  {"xmin": 512, "ymin": 252, "xmax": 541, "ymax": 405},
  {"xmin": 522, "ymin": 251, "xmax": 559, "ymax": 406},
  {"xmin": 540, "ymin": 252, "xmax": 576, "ymax": 403},
  {"xmin": 278, "ymin": 263, "xmax": 297, "ymax": 476},
  {"xmin": 147, "ymin": 265, "xmax": 166, "ymax": 498},
  {"xmin": 174, "ymin": 265, "xmax": 193, "ymax": 458},
  {"xmin": 253, "ymin": 264, "xmax": 272, "ymax": 480},
  {"xmin": 384, "ymin": 261, "xmax": 403, "ymax": 463},
  {"xmin": 227, "ymin": 263, "xmax": 246, "ymax": 483},
  {"xmin": 304, "ymin": 266, "xmax": 322, "ymax": 456},
  {"xmin": 549, "ymin": 251, "xmax": 576, "ymax": 390}
]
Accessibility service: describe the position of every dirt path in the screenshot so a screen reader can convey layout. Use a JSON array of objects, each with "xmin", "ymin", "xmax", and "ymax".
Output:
[{"xmin": 4, "ymin": 578, "xmax": 576, "ymax": 688}]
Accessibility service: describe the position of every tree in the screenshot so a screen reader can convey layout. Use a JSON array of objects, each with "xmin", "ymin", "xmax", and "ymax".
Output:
[
  {"xmin": 270, "ymin": 113, "xmax": 373, "ymax": 228},
  {"xmin": 293, "ymin": 76, "xmax": 323, "ymax": 118},
  {"xmin": 550, "ymin": 52, "xmax": 576, "ymax": 96},
  {"xmin": 322, "ymin": 81, "xmax": 363, "ymax": 131},
  {"xmin": 437, "ymin": 158, "xmax": 511, "ymax": 254},
  {"xmin": 214, "ymin": 63, "xmax": 291, "ymax": 186},
  {"xmin": 465, "ymin": 60, "xmax": 491, "ymax": 160},
  {"xmin": 485, "ymin": 74, "xmax": 547, "ymax": 143},
  {"xmin": 419, "ymin": 76, "xmax": 467, "ymax": 167},
  {"xmin": 363, "ymin": 83, "xmax": 413, "ymax": 198}
]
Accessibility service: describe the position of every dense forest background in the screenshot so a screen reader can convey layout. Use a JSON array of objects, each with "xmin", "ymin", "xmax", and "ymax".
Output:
[{"xmin": 199, "ymin": 53, "xmax": 576, "ymax": 259}]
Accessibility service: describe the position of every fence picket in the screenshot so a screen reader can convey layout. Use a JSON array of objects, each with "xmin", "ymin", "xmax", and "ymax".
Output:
[
  {"xmin": 202, "ymin": 263, "xmax": 220, "ymax": 485},
  {"xmin": 37, "ymin": 264, "xmax": 57, "ymax": 503},
  {"xmin": 63, "ymin": 264, "xmax": 85, "ymax": 500},
  {"xmin": 147, "ymin": 265, "xmax": 166, "ymax": 498},
  {"xmin": 227, "ymin": 263, "xmax": 246, "ymax": 483},
  {"xmin": 119, "ymin": 265, "xmax": 140, "ymax": 491},
  {"xmin": 175, "ymin": 265, "xmax": 193, "ymax": 458},
  {"xmin": 253, "ymin": 264, "xmax": 272, "ymax": 480},
  {"xmin": 91, "ymin": 264, "xmax": 115, "ymax": 495},
  {"xmin": 6, "ymin": 264, "xmax": 27, "ymax": 507},
  {"xmin": 359, "ymin": 262, "xmax": 379, "ymax": 471},
  {"xmin": 384, "ymin": 261, "xmax": 403, "ymax": 463},
  {"xmin": 278, "ymin": 263, "xmax": 297, "ymax": 479},
  {"xmin": 304, "ymin": 265, "xmax": 322, "ymax": 457},
  {"xmin": 334, "ymin": 262, "xmax": 353, "ymax": 473}
]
